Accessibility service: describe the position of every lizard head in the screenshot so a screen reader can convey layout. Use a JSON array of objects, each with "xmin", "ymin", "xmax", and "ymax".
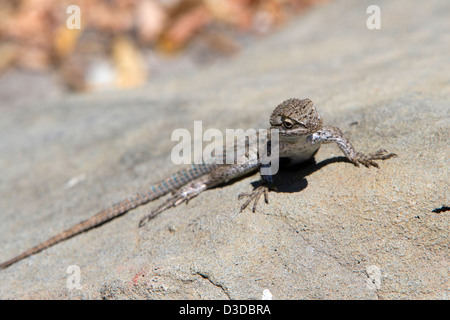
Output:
[{"xmin": 270, "ymin": 98, "xmax": 323, "ymax": 135}]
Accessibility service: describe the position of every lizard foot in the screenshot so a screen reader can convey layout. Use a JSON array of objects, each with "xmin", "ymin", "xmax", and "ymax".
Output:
[
  {"xmin": 349, "ymin": 149, "xmax": 397, "ymax": 168},
  {"xmin": 139, "ymin": 193, "xmax": 184, "ymax": 227},
  {"xmin": 139, "ymin": 181, "xmax": 206, "ymax": 227},
  {"xmin": 238, "ymin": 183, "xmax": 277, "ymax": 213}
]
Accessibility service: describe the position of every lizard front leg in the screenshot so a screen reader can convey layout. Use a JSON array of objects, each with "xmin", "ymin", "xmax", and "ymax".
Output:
[
  {"xmin": 238, "ymin": 176, "xmax": 276, "ymax": 213},
  {"xmin": 238, "ymin": 162, "xmax": 277, "ymax": 213},
  {"xmin": 238, "ymin": 136, "xmax": 279, "ymax": 213},
  {"xmin": 311, "ymin": 126, "xmax": 397, "ymax": 167}
]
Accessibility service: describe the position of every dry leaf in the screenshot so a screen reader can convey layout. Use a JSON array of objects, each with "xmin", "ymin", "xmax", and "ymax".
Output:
[
  {"xmin": 0, "ymin": 43, "xmax": 19, "ymax": 71},
  {"xmin": 54, "ymin": 26, "xmax": 81, "ymax": 59},
  {"xmin": 204, "ymin": 0, "xmax": 254, "ymax": 29},
  {"xmin": 158, "ymin": 5, "xmax": 211, "ymax": 52},
  {"xmin": 136, "ymin": 0, "xmax": 168, "ymax": 44},
  {"xmin": 112, "ymin": 36, "xmax": 147, "ymax": 88}
]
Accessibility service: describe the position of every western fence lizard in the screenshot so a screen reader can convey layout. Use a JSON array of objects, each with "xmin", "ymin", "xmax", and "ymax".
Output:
[{"xmin": 0, "ymin": 98, "xmax": 397, "ymax": 269}]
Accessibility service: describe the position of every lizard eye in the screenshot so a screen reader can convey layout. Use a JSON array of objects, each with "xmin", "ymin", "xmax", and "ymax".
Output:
[{"xmin": 283, "ymin": 118, "xmax": 294, "ymax": 128}]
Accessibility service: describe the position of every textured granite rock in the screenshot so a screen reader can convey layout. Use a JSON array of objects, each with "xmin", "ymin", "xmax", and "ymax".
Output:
[{"xmin": 0, "ymin": 0, "xmax": 448, "ymax": 299}]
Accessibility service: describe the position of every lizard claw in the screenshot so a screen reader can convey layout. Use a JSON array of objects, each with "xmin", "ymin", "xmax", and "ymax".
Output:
[
  {"xmin": 350, "ymin": 149, "xmax": 397, "ymax": 168},
  {"xmin": 139, "ymin": 193, "xmax": 192, "ymax": 227},
  {"xmin": 239, "ymin": 183, "xmax": 277, "ymax": 213}
]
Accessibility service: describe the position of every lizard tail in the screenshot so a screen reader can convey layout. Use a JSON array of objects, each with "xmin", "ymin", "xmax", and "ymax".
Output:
[
  {"xmin": 0, "ymin": 200, "xmax": 140, "ymax": 269},
  {"xmin": 0, "ymin": 164, "xmax": 216, "ymax": 269}
]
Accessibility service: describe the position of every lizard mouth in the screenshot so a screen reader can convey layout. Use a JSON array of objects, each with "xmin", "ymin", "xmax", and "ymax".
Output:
[{"xmin": 274, "ymin": 127, "xmax": 312, "ymax": 135}]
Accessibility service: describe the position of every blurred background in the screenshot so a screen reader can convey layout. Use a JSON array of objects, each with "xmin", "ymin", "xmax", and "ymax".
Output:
[{"xmin": 0, "ymin": 0, "xmax": 329, "ymax": 107}]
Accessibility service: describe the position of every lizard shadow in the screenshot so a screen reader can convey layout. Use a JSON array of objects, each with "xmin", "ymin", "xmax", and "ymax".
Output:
[{"xmin": 249, "ymin": 156, "xmax": 350, "ymax": 194}]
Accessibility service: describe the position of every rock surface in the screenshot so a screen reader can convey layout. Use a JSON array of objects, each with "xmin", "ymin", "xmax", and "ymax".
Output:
[{"xmin": 0, "ymin": 0, "xmax": 448, "ymax": 299}]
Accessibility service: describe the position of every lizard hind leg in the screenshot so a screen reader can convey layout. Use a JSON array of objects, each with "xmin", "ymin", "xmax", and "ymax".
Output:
[{"xmin": 139, "ymin": 179, "xmax": 208, "ymax": 227}]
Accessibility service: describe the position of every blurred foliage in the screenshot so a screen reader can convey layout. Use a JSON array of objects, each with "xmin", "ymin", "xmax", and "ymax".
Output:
[{"xmin": 0, "ymin": 0, "xmax": 329, "ymax": 91}]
